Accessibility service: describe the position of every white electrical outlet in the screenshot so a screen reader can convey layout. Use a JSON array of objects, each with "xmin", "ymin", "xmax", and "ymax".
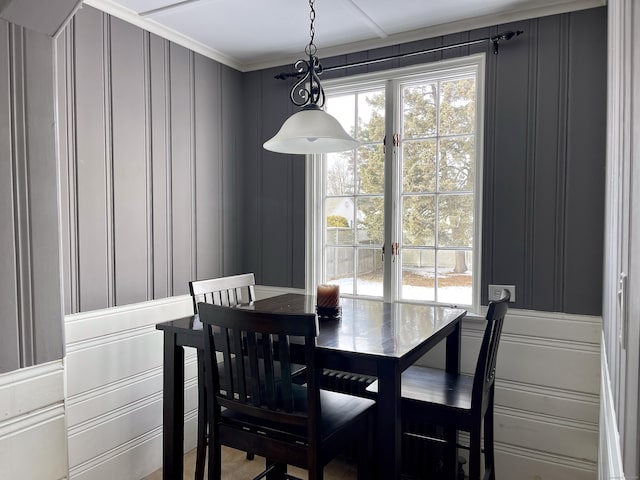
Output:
[{"xmin": 488, "ymin": 284, "xmax": 515, "ymax": 302}]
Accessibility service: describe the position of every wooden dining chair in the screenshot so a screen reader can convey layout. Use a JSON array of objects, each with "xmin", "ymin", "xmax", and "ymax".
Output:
[
  {"xmin": 198, "ymin": 301, "xmax": 376, "ymax": 480},
  {"xmin": 366, "ymin": 291, "xmax": 510, "ymax": 480},
  {"xmin": 189, "ymin": 273, "xmax": 258, "ymax": 479}
]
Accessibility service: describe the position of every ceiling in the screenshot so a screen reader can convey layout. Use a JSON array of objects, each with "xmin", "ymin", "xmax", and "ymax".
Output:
[{"xmin": 84, "ymin": 0, "xmax": 604, "ymax": 72}]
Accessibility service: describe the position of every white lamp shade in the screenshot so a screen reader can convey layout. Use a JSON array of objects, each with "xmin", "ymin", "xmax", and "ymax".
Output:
[{"xmin": 263, "ymin": 107, "xmax": 359, "ymax": 154}]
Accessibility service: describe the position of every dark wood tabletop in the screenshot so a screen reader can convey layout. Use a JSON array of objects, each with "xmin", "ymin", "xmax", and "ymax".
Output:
[{"xmin": 156, "ymin": 293, "xmax": 466, "ymax": 480}]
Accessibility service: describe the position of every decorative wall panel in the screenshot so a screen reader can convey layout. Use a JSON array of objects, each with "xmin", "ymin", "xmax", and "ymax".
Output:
[
  {"xmin": 0, "ymin": 20, "xmax": 63, "ymax": 373},
  {"xmin": 243, "ymin": 7, "xmax": 607, "ymax": 316},
  {"xmin": 57, "ymin": 5, "xmax": 244, "ymax": 314}
]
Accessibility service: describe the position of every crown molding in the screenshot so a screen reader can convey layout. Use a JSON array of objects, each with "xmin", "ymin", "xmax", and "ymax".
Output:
[{"xmin": 82, "ymin": 0, "xmax": 244, "ymax": 71}]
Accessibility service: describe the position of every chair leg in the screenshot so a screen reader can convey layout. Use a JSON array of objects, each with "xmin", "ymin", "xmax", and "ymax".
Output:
[
  {"xmin": 443, "ymin": 427, "xmax": 459, "ymax": 478},
  {"xmin": 195, "ymin": 351, "xmax": 207, "ymax": 480},
  {"xmin": 308, "ymin": 462, "xmax": 324, "ymax": 480},
  {"xmin": 207, "ymin": 427, "xmax": 221, "ymax": 480},
  {"xmin": 483, "ymin": 399, "xmax": 496, "ymax": 480},
  {"xmin": 198, "ymin": 351, "xmax": 254, "ymax": 465},
  {"xmin": 357, "ymin": 416, "xmax": 373, "ymax": 480},
  {"xmin": 469, "ymin": 425, "xmax": 482, "ymax": 480}
]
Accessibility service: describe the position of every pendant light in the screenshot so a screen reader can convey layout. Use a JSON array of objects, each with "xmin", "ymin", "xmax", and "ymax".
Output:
[{"xmin": 263, "ymin": 0, "xmax": 359, "ymax": 155}]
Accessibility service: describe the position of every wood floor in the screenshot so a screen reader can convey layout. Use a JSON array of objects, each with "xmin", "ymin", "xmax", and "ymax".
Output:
[{"xmin": 143, "ymin": 446, "xmax": 358, "ymax": 480}]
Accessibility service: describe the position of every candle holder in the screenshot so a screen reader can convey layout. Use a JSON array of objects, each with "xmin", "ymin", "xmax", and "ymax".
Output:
[
  {"xmin": 316, "ymin": 284, "xmax": 341, "ymax": 321},
  {"xmin": 316, "ymin": 304, "xmax": 342, "ymax": 321}
]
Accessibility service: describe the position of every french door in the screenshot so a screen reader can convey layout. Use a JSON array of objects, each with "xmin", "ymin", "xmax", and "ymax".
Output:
[{"xmin": 313, "ymin": 55, "xmax": 485, "ymax": 309}]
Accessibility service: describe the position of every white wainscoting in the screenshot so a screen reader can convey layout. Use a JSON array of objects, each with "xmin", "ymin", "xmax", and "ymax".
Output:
[
  {"xmin": 417, "ymin": 308, "xmax": 601, "ymax": 479},
  {"xmin": 63, "ymin": 289, "xmax": 601, "ymax": 480},
  {"xmin": 0, "ymin": 361, "xmax": 68, "ymax": 480},
  {"xmin": 64, "ymin": 295, "xmax": 196, "ymax": 480}
]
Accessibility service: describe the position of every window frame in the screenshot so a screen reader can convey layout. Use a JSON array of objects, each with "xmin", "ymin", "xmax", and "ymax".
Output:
[{"xmin": 305, "ymin": 53, "xmax": 485, "ymax": 312}]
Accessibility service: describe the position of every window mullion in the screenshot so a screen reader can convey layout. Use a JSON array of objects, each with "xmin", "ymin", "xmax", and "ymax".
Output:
[
  {"xmin": 383, "ymin": 79, "xmax": 397, "ymax": 302},
  {"xmin": 434, "ymin": 80, "xmax": 441, "ymax": 303}
]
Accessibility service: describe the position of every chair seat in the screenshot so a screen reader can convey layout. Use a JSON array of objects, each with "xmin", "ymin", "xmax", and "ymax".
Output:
[
  {"xmin": 222, "ymin": 384, "xmax": 376, "ymax": 443},
  {"xmin": 366, "ymin": 365, "xmax": 474, "ymax": 412}
]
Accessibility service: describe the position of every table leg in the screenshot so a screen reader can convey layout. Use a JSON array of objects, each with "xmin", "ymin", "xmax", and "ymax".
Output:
[
  {"xmin": 444, "ymin": 320, "xmax": 462, "ymax": 479},
  {"xmin": 163, "ymin": 332, "xmax": 185, "ymax": 480},
  {"xmin": 445, "ymin": 321, "xmax": 461, "ymax": 374},
  {"xmin": 265, "ymin": 460, "xmax": 287, "ymax": 480},
  {"xmin": 376, "ymin": 362, "xmax": 402, "ymax": 480}
]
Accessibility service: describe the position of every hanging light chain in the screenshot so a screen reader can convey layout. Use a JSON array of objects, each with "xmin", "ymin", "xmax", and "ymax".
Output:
[{"xmin": 306, "ymin": 0, "xmax": 317, "ymax": 57}]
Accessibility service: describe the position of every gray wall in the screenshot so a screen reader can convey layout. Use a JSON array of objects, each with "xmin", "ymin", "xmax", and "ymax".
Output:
[
  {"xmin": 0, "ymin": 5, "xmax": 606, "ymax": 373},
  {"xmin": 57, "ymin": 6, "xmax": 244, "ymax": 314},
  {"xmin": 243, "ymin": 7, "xmax": 606, "ymax": 315},
  {"xmin": 0, "ymin": 21, "xmax": 64, "ymax": 373}
]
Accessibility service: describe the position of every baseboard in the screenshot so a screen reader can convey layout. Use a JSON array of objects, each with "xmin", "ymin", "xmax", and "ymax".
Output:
[{"xmin": 0, "ymin": 361, "xmax": 68, "ymax": 480}]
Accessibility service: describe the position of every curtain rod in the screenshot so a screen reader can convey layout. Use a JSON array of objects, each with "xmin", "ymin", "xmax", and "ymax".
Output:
[{"xmin": 275, "ymin": 30, "xmax": 523, "ymax": 80}]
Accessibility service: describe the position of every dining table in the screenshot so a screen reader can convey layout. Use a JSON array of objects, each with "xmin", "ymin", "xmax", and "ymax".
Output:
[{"xmin": 156, "ymin": 293, "xmax": 466, "ymax": 480}]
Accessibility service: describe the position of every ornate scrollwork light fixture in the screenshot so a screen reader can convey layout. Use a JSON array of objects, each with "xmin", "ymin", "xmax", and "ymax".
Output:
[{"xmin": 263, "ymin": 0, "xmax": 359, "ymax": 154}]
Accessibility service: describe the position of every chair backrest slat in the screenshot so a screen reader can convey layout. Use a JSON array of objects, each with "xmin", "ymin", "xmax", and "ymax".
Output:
[
  {"xmin": 189, "ymin": 273, "xmax": 256, "ymax": 313},
  {"xmin": 278, "ymin": 333, "xmax": 294, "ymax": 412},
  {"xmin": 219, "ymin": 326, "xmax": 235, "ymax": 398},
  {"xmin": 261, "ymin": 333, "xmax": 277, "ymax": 409},
  {"xmin": 245, "ymin": 332, "xmax": 262, "ymax": 405},
  {"xmin": 199, "ymin": 302, "xmax": 319, "ymax": 430},
  {"xmin": 472, "ymin": 291, "xmax": 510, "ymax": 411},
  {"xmin": 232, "ymin": 327, "xmax": 247, "ymax": 401}
]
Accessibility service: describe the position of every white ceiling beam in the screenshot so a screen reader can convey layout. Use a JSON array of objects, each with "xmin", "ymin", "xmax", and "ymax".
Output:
[
  {"xmin": 346, "ymin": 0, "xmax": 388, "ymax": 39},
  {"xmin": 139, "ymin": 0, "xmax": 205, "ymax": 17}
]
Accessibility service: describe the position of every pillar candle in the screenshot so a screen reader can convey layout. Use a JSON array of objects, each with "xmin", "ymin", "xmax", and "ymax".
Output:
[{"xmin": 316, "ymin": 284, "xmax": 340, "ymax": 308}]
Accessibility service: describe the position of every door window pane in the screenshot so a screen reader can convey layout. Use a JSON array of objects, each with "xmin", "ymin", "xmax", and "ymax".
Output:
[
  {"xmin": 356, "ymin": 197, "xmax": 384, "ymax": 246},
  {"xmin": 325, "ymin": 247, "xmax": 354, "ymax": 295},
  {"xmin": 357, "ymin": 248, "xmax": 383, "ymax": 297},
  {"xmin": 401, "ymin": 248, "xmax": 435, "ymax": 301},
  {"xmin": 357, "ymin": 145, "xmax": 385, "ymax": 194},
  {"xmin": 326, "ymin": 94, "xmax": 356, "ymax": 138},
  {"xmin": 439, "ymin": 78, "xmax": 476, "ymax": 135},
  {"xmin": 402, "ymin": 140, "xmax": 437, "ymax": 193},
  {"xmin": 325, "ymin": 198, "xmax": 354, "ymax": 245},
  {"xmin": 436, "ymin": 250, "xmax": 473, "ymax": 305},
  {"xmin": 357, "ymin": 90, "xmax": 386, "ymax": 141},
  {"xmin": 402, "ymin": 196, "xmax": 436, "ymax": 246},
  {"xmin": 438, "ymin": 137, "xmax": 474, "ymax": 191},
  {"xmin": 402, "ymin": 83, "xmax": 437, "ymax": 138},
  {"xmin": 437, "ymin": 194, "xmax": 473, "ymax": 248},
  {"xmin": 326, "ymin": 151, "xmax": 354, "ymax": 195}
]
